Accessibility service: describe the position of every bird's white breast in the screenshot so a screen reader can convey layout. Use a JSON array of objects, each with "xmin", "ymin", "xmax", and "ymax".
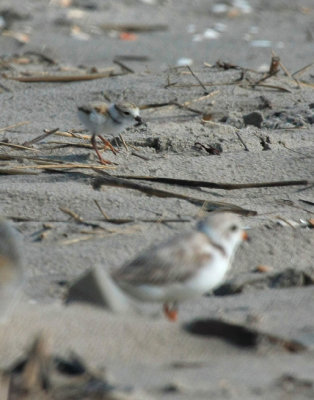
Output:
[{"xmin": 185, "ymin": 249, "xmax": 229, "ymax": 294}]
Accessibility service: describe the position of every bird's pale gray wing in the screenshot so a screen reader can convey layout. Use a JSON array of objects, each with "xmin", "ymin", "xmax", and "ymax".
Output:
[
  {"xmin": 112, "ymin": 232, "xmax": 212, "ymax": 285},
  {"xmin": 78, "ymin": 102, "xmax": 108, "ymax": 115}
]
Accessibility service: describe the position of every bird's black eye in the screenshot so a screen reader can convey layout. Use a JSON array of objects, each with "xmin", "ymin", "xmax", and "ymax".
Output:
[
  {"xmin": 124, "ymin": 111, "xmax": 130, "ymax": 115},
  {"xmin": 230, "ymin": 224, "xmax": 238, "ymax": 232}
]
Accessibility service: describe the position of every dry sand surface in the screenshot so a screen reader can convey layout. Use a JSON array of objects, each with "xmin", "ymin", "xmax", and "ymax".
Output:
[{"xmin": 0, "ymin": 0, "xmax": 314, "ymax": 398}]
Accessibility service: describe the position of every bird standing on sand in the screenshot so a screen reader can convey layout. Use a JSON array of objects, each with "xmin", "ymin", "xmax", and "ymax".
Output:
[
  {"xmin": 77, "ymin": 102, "xmax": 142, "ymax": 164},
  {"xmin": 112, "ymin": 212, "xmax": 248, "ymax": 321}
]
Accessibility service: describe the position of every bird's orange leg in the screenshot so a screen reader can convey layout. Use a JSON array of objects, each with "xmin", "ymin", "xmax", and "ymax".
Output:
[
  {"xmin": 163, "ymin": 303, "xmax": 178, "ymax": 322},
  {"xmin": 98, "ymin": 135, "xmax": 118, "ymax": 155},
  {"xmin": 91, "ymin": 135, "xmax": 113, "ymax": 165}
]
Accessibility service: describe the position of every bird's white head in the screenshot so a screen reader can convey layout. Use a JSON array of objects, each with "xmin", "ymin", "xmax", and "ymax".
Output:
[
  {"xmin": 113, "ymin": 102, "xmax": 142, "ymax": 126},
  {"xmin": 197, "ymin": 212, "xmax": 247, "ymax": 256}
]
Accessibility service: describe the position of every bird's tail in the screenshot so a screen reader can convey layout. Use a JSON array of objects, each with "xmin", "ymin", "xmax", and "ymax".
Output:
[{"xmin": 65, "ymin": 264, "xmax": 138, "ymax": 315}]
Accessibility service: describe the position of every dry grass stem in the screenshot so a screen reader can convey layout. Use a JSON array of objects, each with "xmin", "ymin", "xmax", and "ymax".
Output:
[
  {"xmin": 93, "ymin": 199, "xmax": 110, "ymax": 220},
  {"xmin": 0, "ymin": 168, "xmax": 39, "ymax": 175},
  {"xmin": 0, "ymin": 121, "xmax": 30, "ymax": 132},
  {"xmin": 119, "ymin": 134, "xmax": 129, "ymax": 151},
  {"xmin": 60, "ymin": 235, "xmax": 102, "ymax": 245},
  {"xmin": 131, "ymin": 151, "xmax": 151, "ymax": 161},
  {"xmin": 182, "ymin": 91, "xmax": 220, "ymax": 106},
  {"xmin": 100, "ymin": 23, "xmax": 168, "ymax": 32},
  {"xmin": 60, "ymin": 224, "xmax": 142, "ymax": 245},
  {"xmin": 292, "ymin": 62, "xmax": 314, "ymax": 77},
  {"xmin": 3, "ymin": 69, "xmax": 115, "ymax": 82},
  {"xmin": 0, "ymin": 141, "xmax": 39, "ymax": 151},
  {"xmin": 186, "ymin": 65, "xmax": 209, "ymax": 94},
  {"xmin": 59, "ymin": 207, "xmax": 85, "ymax": 223},
  {"xmin": 10, "ymin": 163, "xmax": 112, "ymax": 170},
  {"xmin": 23, "ymin": 128, "xmax": 59, "ymax": 146},
  {"xmin": 113, "ymin": 58, "xmax": 134, "ymax": 73},
  {"xmin": 53, "ymin": 130, "xmax": 91, "ymax": 140},
  {"xmin": 41, "ymin": 141, "xmax": 93, "ymax": 149}
]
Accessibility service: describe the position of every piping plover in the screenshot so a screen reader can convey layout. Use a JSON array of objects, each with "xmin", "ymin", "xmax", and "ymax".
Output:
[
  {"xmin": 77, "ymin": 102, "xmax": 142, "ymax": 164},
  {"xmin": 112, "ymin": 213, "xmax": 248, "ymax": 321},
  {"xmin": 0, "ymin": 218, "xmax": 25, "ymax": 322}
]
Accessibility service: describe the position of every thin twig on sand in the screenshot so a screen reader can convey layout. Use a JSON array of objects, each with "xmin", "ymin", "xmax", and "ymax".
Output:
[
  {"xmin": 92, "ymin": 170, "xmax": 257, "ymax": 216},
  {"xmin": 113, "ymin": 174, "xmax": 310, "ymax": 190}
]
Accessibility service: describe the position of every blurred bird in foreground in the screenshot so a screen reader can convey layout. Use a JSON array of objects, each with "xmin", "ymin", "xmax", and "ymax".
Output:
[
  {"xmin": 67, "ymin": 213, "xmax": 248, "ymax": 321},
  {"xmin": 112, "ymin": 212, "xmax": 248, "ymax": 321},
  {"xmin": 0, "ymin": 218, "xmax": 25, "ymax": 322}
]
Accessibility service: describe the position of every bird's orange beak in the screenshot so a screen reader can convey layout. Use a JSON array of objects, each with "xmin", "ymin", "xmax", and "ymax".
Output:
[{"xmin": 242, "ymin": 231, "xmax": 249, "ymax": 241}]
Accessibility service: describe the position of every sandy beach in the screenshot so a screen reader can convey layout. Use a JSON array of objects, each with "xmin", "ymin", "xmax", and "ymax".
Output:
[{"xmin": 0, "ymin": 0, "xmax": 313, "ymax": 398}]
